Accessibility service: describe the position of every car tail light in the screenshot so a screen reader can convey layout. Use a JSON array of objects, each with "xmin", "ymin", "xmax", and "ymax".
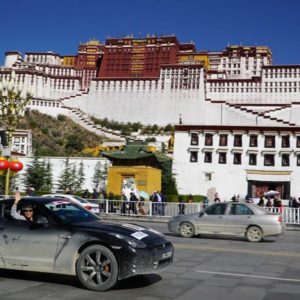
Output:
[
  {"xmin": 278, "ymin": 215, "xmax": 283, "ymax": 223},
  {"xmin": 85, "ymin": 205, "xmax": 92, "ymax": 211}
]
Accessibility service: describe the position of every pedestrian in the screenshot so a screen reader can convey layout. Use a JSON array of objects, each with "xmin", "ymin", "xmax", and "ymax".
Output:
[
  {"xmin": 178, "ymin": 196, "xmax": 186, "ymax": 215},
  {"xmin": 258, "ymin": 197, "xmax": 265, "ymax": 207},
  {"xmin": 188, "ymin": 193, "xmax": 193, "ymax": 203},
  {"xmin": 160, "ymin": 191, "xmax": 167, "ymax": 216},
  {"xmin": 231, "ymin": 194, "xmax": 237, "ymax": 202},
  {"xmin": 92, "ymin": 188, "xmax": 98, "ymax": 200},
  {"xmin": 138, "ymin": 196, "xmax": 147, "ymax": 215},
  {"xmin": 108, "ymin": 192, "xmax": 115, "ymax": 213},
  {"xmin": 129, "ymin": 192, "xmax": 138, "ymax": 215},
  {"xmin": 82, "ymin": 189, "xmax": 89, "ymax": 198},
  {"xmin": 214, "ymin": 192, "xmax": 221, "ymax": 203},
  {"xmin": 121, "ymin": 193, "xmax": 129, "ymax": 215},
  {"xmin": 151, "ymin": 191, "xmax": 160, "ymax": 215},
  {"xmin": 266, "ymin": 197, "xmax": 272, "ymax": 207},
  {"xmin": 203, "ymin": 197, "xmax": 209, "ymax": 209}
]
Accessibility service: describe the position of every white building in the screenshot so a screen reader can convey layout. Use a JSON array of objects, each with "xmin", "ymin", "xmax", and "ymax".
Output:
[
  {"xmin": 0, "ymin": 129, "xmax": 32, "ymax": 157},
  {"xmin": 173, "ymin": 125, "xmax": 300, "ymax": 200},
  {"xmin": 2, "ymin": 43, "xmax": 300, "ymax": 199}
]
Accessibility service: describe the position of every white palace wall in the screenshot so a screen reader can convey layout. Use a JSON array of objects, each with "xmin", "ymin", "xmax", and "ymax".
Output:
[{"xmin": 14, "ymin": 156, "xmax": 110, "ymax": 193}]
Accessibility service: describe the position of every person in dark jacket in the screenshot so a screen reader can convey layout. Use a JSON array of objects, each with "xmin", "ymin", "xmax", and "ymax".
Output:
[{"xmin": 178, "ymin": 196, "xmax": 186, "ymax": 215}]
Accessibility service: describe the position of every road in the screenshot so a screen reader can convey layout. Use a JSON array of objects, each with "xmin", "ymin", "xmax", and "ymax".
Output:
[{"xmin": 0, "ymin": 221, "xmax": 300, "ymax": 300}]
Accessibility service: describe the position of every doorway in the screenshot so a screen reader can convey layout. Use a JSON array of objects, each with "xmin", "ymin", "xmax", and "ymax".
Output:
[{"xmin": 247, "ymin": 181, "xmax": 290, "ymax": 199}]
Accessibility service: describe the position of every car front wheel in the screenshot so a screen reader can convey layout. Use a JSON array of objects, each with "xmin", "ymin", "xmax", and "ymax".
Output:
[
  {"xmin": 246, "ymin": 226, "xmax": 263, "ymax": 242},
  {"xmin": 179, "ymin": 222, "xmax": 194, "ymax": 238},
  {"xmin": 76, "ymin": 245, "xmax": 118, "ymax": 291}
]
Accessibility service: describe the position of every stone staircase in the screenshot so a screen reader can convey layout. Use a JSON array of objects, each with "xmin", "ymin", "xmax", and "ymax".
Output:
[{"xmin": 206, "ymin": 98, "xmax": 297, "ymax": 126}]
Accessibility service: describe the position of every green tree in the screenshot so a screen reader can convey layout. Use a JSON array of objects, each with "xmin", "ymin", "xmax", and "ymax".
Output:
[
  {"xmin": 23, "ymin": 156, "xmax": 48, "ymax": 191},
  {"xmin": 58, "ymin": 158, "xmax": 73, "ymax": 191},
  {"xmin": 160, "ymin": 159, "xmax": 178, "ymax": 196},
  {"xmin": 70, "ymin": 164, "xmax": 77, "ymax": 191},
  {"xmin": 73, "ymin": 160, "xmax": 85, "ymax": 192},
  {"xmin": 92, "ymin": 161, "xmax": 107, "ymax": 191},
  {"xmin": 43, "ymin": 160, "xmax": 53, "ymax": 192},
  {"xmin": 65, "ymin": 134, "xmax": 85, "ymax": 154}
]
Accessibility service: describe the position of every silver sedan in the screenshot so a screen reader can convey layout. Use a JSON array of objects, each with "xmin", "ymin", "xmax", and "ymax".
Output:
[{"xmin": 168, "ymin": 201, "xmax": 284, "ymax": 242}]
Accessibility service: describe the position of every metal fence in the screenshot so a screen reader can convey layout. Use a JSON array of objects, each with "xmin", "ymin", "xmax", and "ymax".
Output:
[
  {"xmin": 1, "ymin": 195, "xmax": 299, "ymax": 225},
  {"xmin": 90, "ymin": 199, "xmax": 300, "ymax": 225}
]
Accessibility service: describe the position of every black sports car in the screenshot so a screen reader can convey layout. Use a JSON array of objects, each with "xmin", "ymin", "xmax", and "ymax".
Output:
[{"xmin": 0, "ymin": 197, "xmax": 174, "ymax": 291}]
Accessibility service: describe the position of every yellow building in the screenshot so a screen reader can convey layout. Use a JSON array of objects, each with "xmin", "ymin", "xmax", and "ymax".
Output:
[
  {"xmin": 107, "ymin": 165, "xmax": 161, "ymax": 195},
  {"xmin": 62, "ymin": 55, "xmax": 76, "ymax": 66},
  {"xmin": 178, "ymin": 52, "xmax": 209, "ymax": 69},
  {"xmin": 102, "ymin": 142, "xmax": 171, "ymax": 196}
]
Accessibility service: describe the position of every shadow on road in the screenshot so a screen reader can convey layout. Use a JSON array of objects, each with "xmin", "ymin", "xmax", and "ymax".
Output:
[
  {"xmin": 114, "ymin": 274, "xmax": 161, "ymax": 290},
  {"xmin": 164, "ymin": 232, "xmax": 276, "ymax": 243},
  {"xmin": 0, "ymin": 269, "xmax": 80, "ymax": 288},
  {"xmin": 0, "ymin": 269, "xmax": 161, "ymax": 291}
]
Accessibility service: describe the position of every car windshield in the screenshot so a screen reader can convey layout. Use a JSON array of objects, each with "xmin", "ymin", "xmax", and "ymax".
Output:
[{"xmin": 44, "ymin": 200, "xmax": 99, "ymax": 224}]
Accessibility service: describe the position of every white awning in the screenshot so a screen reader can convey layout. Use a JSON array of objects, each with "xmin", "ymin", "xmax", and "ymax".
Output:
[{"xmin": 247, "ymin": 173, "xmax": 291, "ymax": 182}]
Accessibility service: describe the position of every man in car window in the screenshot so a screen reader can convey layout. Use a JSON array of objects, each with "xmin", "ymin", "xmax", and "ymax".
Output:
[{"xmin": 10, "ymin": 191, "xmax": 34, "ymax": 221}]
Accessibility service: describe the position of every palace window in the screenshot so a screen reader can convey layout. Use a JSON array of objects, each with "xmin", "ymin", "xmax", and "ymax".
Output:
[
  {"xmin": 296, "ymin": 136, "xmax": 300, "ymax": 148},
  {"xmin": 205, "ymin": 133, "xmax": 213, "ymax": 146},
  {"xmin": 219, "ymin": 152, "xmax": 227, "ymax": 164},
  {"xmin": 190, "ymin": 151, "xmax": 198, "ymax": 163},
  {"xmin": 249, "ymin": 154, "xmax": 257, "ymax": 165},
  {"xmin": 281, "ymin": 135, "xmax": 290, "ymax": 148},
  {"xmin": 219, "ymin": 134, "xmax": 228, "ymax": 146},
  {"xmin": 233, "ymin": 135, "xmax": 242, "ymax": 147},
  {"xmin": 265, "ymin": 136, "xmax": 275, "ymax": 148},
  {"xmin": 249, "ymin": 135, "xmax": 258, "ymax": 147},
  {"xmin": 282, "ymin": 154, "xmax": 290, "ymax": 166},
  {"xmin": 204, "ymin": 173, "xmax": 212, "ymax": 181},
  {"xmin": 233, "ymin": 153, "xmax": 242, "ymax": 165},
  {"xmin": 190, "ymin": 133, "xmax": 199, "ymax": 145},
  {"xmin": 297, "ymin": 154, "xmax": 300, "ymax": 166},
  {"xmin": 204, "ymin": 152, "xmax": 212, "ymax": 163},
  {"xmin": 264, "ymin": 154, "xmax": 275, "ymax": 166}
]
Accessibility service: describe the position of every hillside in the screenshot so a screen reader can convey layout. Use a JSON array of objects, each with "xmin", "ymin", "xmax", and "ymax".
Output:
[{"xmin": 12, "ymin": 110, "xmax": 111, "ymax": 156}]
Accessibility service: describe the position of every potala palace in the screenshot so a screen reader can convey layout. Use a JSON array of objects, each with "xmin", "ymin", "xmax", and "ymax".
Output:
[{"xmin": 1, "ymin": 35, "xmax": 300, "ymax": 199}]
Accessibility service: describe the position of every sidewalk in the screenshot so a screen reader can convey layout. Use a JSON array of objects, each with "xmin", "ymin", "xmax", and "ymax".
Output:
[{"xmin": 101, "ymin": 214, "xmax": 300, "ymax": 230}]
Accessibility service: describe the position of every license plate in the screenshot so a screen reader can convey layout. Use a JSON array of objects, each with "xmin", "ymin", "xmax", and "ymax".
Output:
[{"xmin": 161, "ymin": 251, "xmax": 172, "ymax": 259}]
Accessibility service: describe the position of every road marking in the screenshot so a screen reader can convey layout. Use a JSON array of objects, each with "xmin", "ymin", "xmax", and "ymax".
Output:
[
  {"xmin": 195, "ymin": 269, "xmax": 300, "ymax": 282},
  {"xmin": 174, "ymin": 243, "xmax": 300, "ymax": 258}
]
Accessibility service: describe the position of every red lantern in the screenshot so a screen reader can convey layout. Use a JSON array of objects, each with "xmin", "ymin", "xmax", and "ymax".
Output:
[
  {"xmin": 0, "ymin": 158, "xmax": 10, "ymax": 170},
  {"xmin": 9, "ymin": 160, "xmax": 23, "ymax": 172}
]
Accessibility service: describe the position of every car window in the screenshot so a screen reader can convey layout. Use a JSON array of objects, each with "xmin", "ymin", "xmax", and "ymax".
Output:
[
  {"xmin": 73, "ymin": 196, "xmax": 89, "ymax": 203},
  {"xmin": 205, "ymin": 203, "xmax": 227, "ymax": 215},
  {"xmin": 44, "ymin": 200, "xmax": 99, "ymax": 224},
  {"xmin": 229, "ymin": 204, "xmax": 254, "ymax": 215}
]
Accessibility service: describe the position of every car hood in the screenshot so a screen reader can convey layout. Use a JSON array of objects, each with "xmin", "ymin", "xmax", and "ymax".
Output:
[{"xmin": 73, "ymin": 220, "xmax": 167, "ymax": 246}]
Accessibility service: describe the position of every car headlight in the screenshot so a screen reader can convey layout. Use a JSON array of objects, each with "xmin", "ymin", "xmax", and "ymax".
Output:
[
  {"xmin": 113, "ymin": 233, "xmax": 147, "ymax": 249},
  {"xmin": 124, "ymin": 237, "xmax": 147, "ymax": 249}
]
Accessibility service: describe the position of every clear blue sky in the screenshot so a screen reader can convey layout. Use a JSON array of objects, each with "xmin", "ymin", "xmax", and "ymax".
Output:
[{"xmin": 1, "ymin": 0, "xmax": 300, "ymax": 66}]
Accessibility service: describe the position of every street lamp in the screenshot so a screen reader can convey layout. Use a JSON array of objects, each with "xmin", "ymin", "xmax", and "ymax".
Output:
[{"xmin": 0, "ymin": 70, "xmax": 33, "ymax": 196}]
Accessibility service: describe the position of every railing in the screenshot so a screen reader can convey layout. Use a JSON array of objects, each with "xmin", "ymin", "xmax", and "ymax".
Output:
[
  {"xmin": 1, "ymin": 195, "xmax": 299, "ymax": 225},
  {"xmin": 89, "ymin": 199, "xmax": 300, "ymax": 225}
]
